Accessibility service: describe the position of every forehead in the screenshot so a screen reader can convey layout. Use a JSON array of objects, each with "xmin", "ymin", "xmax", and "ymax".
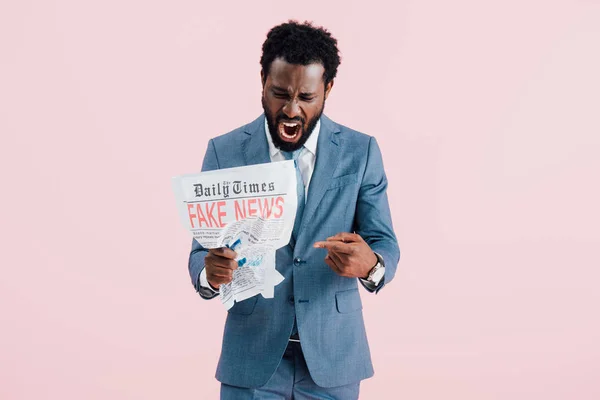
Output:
[{"xmin": 267, "ymin": 58, "xmax": 325, "ymax": 92}]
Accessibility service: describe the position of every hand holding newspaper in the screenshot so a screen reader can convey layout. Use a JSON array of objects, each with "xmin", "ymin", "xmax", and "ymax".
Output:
[{"xmin": 172, "ymin": 161, "xmax": 297, "ymax": 310}]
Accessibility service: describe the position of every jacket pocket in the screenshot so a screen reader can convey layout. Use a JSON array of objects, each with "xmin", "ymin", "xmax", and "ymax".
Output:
[
  {"xmin": 227, "ymin": 296, "xmax": 258, "ymax": 315},
  {"xmin": 327, "ymin": 173, "xmax": 358, "ymax": 190},
  {"xmin": 335, "ymin": 288, "xmax": 363, "ymax": 313}
]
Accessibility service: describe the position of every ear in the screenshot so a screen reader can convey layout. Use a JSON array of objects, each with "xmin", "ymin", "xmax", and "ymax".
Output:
[
  {"xmin": 260, "ymin": 70, "xmax": 265, "ymax": 88},
  {"xmin": 324, "ymin": 80, "xmax": 334, "ymax": 100}
]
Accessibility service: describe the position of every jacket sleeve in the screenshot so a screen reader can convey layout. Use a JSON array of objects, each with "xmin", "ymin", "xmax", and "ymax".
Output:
[
  {"xmin": 354, "ymin": 137, "xmax": 400, "ymax": 293},
  {"xmin": 188, "ymin": 139, "xmax": 221, "ymax": 299}
]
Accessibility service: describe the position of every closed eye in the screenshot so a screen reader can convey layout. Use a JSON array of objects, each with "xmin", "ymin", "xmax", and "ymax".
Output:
[{"xmin": 273, "ymin": 91, "xmax": 289, "ymax": 99}]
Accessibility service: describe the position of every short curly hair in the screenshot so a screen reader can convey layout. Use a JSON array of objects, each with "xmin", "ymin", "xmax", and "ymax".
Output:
[{"xmin": 260, "ymin": 20, "xmax": 341, "ymax": 86}]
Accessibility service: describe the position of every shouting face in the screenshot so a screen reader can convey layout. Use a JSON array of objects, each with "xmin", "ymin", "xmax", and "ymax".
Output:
[{"xmin": 261, "ymin": 58, "xmax": 333, "ymax": 152}]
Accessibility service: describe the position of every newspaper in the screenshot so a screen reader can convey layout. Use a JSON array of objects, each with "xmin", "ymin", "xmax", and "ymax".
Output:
[{"xmin": 172, "ymin": 161, "xmax": 297, "ymax": 310}]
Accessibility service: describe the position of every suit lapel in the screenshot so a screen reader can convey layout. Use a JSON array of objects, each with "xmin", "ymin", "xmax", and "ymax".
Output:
[
  {"xmin": 297, "ymin": 114, "xmax": 341, "ymax": 242},
  {"xmin": 242, "ymin": 114, "xmax": 271, "ymax": 166}
]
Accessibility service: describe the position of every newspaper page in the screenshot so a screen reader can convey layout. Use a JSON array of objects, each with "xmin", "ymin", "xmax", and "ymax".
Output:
[{"xmin": 172, "ymin": 161, "xmax": 297, "ymax": 309}]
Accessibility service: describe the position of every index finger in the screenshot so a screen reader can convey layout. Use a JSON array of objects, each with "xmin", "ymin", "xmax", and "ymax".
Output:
[
  {"xmin": 326, "ymin": 232, "xmax": 361, "ymax": 243},
  {"xmin": 313, "ymin": 240, "xmax": 354, "ymax": 255},
  {"xmin": 208, "ymin": 247, "xmax": 238, "ymax": 259}
]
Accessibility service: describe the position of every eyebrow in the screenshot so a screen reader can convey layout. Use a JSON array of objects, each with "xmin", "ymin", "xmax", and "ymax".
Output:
[{"xmin": 271, "ymin": 86, "xmax": 316, "ymax": 97}]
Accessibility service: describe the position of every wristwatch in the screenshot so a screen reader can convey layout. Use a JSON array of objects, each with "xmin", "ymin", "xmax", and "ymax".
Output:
[{"xmin": 365, "ymin": 253, "xmax": 385, "ymax": 286}]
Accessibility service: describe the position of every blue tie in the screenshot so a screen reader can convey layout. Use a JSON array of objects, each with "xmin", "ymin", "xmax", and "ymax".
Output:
[
  {"xmin": 282, "ymin": 147, "xmax": 304, "ymax": 339},
  {"xmin": 282, "ymin": 148, "xmax": 305, "ymax": 245}
]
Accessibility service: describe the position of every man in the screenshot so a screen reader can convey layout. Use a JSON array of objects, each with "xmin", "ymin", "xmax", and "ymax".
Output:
[{"xmin": 188, "ymin": 20, "xmax": 400, "ymax": 399}]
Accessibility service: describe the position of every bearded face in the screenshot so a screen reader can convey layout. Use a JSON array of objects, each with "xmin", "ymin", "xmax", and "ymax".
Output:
[{"xmin": 261, "ymin": 58, "xmax": 332, "ymax": 152}]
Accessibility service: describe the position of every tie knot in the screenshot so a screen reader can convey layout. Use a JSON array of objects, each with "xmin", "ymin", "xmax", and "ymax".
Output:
[{"xmin": 282, "ymin": 147, "xmax": 304, "ymax": 161}]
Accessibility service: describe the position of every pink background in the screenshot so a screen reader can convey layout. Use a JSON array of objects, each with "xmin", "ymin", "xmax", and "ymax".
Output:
[{"xmin": 1, "ymin": 0, "xmax": 599, "ymax": 399}]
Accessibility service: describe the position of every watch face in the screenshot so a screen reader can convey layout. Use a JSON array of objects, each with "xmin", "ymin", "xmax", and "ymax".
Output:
[{"xmin": 371, "ymin": 267, "xmax": 385, "ymax": 284}]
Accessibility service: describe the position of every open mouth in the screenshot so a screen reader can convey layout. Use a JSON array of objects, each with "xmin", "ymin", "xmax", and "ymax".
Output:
[{"xmin": 278, "ymin": 121, "xmax": 302, "ymax": 142}]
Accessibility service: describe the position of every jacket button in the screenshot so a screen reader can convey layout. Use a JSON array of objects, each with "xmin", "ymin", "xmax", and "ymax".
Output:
[
  {"xmin": 293, "ymin": 257, "xmax": 301, "ymax": 266},
  {"xmin": 288, "ymin": 295, "xmax": 295, "ymax": 304}
]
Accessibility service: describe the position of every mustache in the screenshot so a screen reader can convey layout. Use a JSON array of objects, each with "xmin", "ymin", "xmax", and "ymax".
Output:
[{"xmin": 276, "ymin": 115, "xmax": 304, "ymax": 124}]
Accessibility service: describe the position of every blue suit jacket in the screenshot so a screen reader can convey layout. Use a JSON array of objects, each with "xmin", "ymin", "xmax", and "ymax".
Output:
[{"xmin": 188, "ymin": 114, "xmax": 400, "ymax": 388}]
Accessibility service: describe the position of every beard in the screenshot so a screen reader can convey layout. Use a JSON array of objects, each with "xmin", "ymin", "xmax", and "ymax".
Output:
[{"xmin": 261, "ymin": 96, "xmax": 325, "ymax": 152}]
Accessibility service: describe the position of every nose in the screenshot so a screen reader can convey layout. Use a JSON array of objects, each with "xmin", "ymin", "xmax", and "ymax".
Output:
[{"xmin": 282, "ymin": 99, "xmax": 301, "ymax": 119}]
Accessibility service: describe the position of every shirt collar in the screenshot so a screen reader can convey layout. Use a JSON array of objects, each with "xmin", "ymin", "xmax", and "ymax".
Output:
[{"xmin": 264, "ymin": 116, "xmax": 320, "ymax": 157}]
